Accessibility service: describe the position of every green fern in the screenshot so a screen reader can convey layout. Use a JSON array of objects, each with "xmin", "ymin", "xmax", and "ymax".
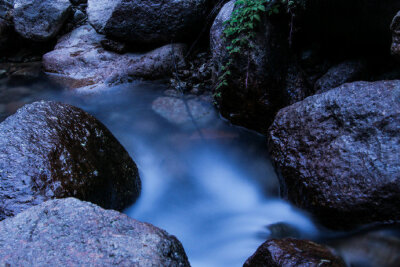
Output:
[{"xmin": 214, "ymin": 0, "xmax": 296, "ymax": 99}]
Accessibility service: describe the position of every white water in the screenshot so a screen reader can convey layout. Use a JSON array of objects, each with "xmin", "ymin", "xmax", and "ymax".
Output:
[{"xmin": 1, "ymin": 80, "xmax": 318, "ymax": 266}]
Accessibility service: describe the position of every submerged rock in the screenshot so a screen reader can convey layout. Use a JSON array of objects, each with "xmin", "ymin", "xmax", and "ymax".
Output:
[
  {"xmin": 152, "ymin": 96, "xmax": 214, "ymax": 126},
  {"xmin": 269, "ymin": 80, "xmax": 400, "ymax": 229},
  {"xmin": 244, "ymin": 238, "xmax": 344, "ymax": 267},
  {"xmin": 88, "ymin": 0, "xmax": 209, "ymax": 45},
  {"xmin": 13, "ymin": 0, "xmax": 72, "ymax": 41},
  {"xmin": 331, "ymin": 229, "xmax": 400, "ymax": 267},
  {"xmin": 43, "ymin": 25, "xmax": 186, "ymax": 93},
  {"xmin": 0, "ymin": 101, "xmax": 140, "ymax": 220},
  {"xmin": 0, "ymin": 198, "xmax": 190, "ymax": 266},
  {"xmin": 391, "ymin": 11, "xmax": 400, "ymax": 58}
]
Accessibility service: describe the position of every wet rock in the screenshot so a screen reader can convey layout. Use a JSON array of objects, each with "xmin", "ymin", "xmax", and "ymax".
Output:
[
  {"xmin": 0, "ymin": 0, "xmax": 13, "ymax": 20},
  {"xmin": 314, "ymin": 60, "xmax": 368, "ymax": 94},
  {"xmin": 0, "ymin": 0, "xmax": 15, "ymax": 51},
  {"xmin": 87, "ymin": 0, "xmax": 210, "ymax": 45},
  {"xmin": 269, "ymin": 80, "xmax": 400, "ymax": 229},
  {"xmin": 244, "ymin": 238, "xmax": 344, "ymax": 267},
  {"xmin": 43, "ymin": 25, "xmax": 186, "ymax": 93},
  {"xmin": 152, "ymin": 96, "xmax": 214, "ymax": 125},
  {"xmin": 210, "ymin": 0, "xmax": 289, "ymax": 132},
  {"xmin": 0, "ymin": 17, "xmax": 12, "ymax": 49},
  {"xmin": 0, "ymin": 101, "xmax": 140, "ymax": 220},
  {"xmin": 0, "ymin": 198, "xmax": 190, "ymax": 266},
  {"xmin": 101, "ymin": 39, "xmax": 127, "ymax": 54},
  {"xmin": 13, "ymin": 0, "xmax": 72, "ymax": 41},
  {"xmin": 331, "ymin": 229, "xmax": 400, "ymax": 267},
  {"xmin": 391, "ymin": 11, "xmax": 400, "ymax": 58}
]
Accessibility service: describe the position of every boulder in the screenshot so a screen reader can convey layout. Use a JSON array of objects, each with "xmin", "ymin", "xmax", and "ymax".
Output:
[
  {"xmin": 13, "ymin": 0, "xmax": 72, "ymax": 41},
  {"xmin": 391, "ymin": 11, "xmax": 400, "ymax": 58},
  {"xmin": 88, "ymin": 0, "xmax": 209, "ymax": 45},
  {"xmin": 43, "ymin": 25, "xmax": 186, "ymax": 93},
  {"xmin": 0, "ymin": 101, "xmax": 140, "ymax": 220},
  {"xmin": 0, "ymin": 0, "xmax": 15, "ymax": 51},
  {"xmin": 0, "ymin": 0, "xmax": 13, "ymax": 23},
  {"xmin": 314, "ymin": 60, "xmax": 368, "ymax": 94},
  {"xmin": 210, "ymin": 0, "xmax": 290, "ymax": 132},
  {"xmin": 0, "ymin": 198, "xmax": 190, "ymax": 266},
  {"xmin": 244, "ymin": 238, "xmax": 344, "ymax": 267},
  {"xmin": 269, "ymin": 80, "xmax": 400, "ymax": 229}
]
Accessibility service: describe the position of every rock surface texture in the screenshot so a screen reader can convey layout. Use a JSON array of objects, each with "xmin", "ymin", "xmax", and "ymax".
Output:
[
  {"xmin": 43, "ymin": 25, "xmax": 186, "ymax": 93},
  {"xmin": 13, "ymin": 0, "xmax": 72, "ymax": 41},
  {"xmin": 88, "ymin": 0, "xmax": 209, "ymax": 45},
  {"xmin": 314, "ymin": 60, "xmax": 368, "ymax": 94},
  {"xmin": 210, "ymin": 0, "xmax": 289, "ymax": 132},
  {"xmin": 244, "ymin": 239, "xmax": 344, "ymax": 267},
  {"xmin": 0, "ymin": 198, "xmax": 190, "ymax": 266},
  {"xmin": 0, "ymin": 0, "xmax": 15, "ymax": 50},
  {"xmin": 391, "ymin": 11, "xmax": 400, "ymax": 57},
  {"xmin": 0, "ymin": 101, "xmax": 140, "ymax": 220},
  {"xmin": 269, "ymin": 80, "xmax": 400, "ymax": 229}
]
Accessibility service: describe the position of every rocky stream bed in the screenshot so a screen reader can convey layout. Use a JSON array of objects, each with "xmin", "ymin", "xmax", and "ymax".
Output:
[{"xmin": 1, "ymin": 0, "xmax": 400, "ymax": 266}]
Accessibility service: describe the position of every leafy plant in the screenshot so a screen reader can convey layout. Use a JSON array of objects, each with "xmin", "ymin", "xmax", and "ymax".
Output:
[{"xmin": 214, "ymin": 0, "xmax": 296, "ymax": 99}]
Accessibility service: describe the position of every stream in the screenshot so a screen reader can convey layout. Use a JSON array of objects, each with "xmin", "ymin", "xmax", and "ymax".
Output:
[{"xmin": 1, "ymin": 75, "xmax": 318, "ymax": 266}]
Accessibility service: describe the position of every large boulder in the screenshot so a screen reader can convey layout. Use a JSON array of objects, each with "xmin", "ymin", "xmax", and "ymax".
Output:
[
  {"xmin": 269, "ymin": 80, "xmax": 400, "ymax": 229},
  {"xmin": 244, "ymin": 238, "xmax": 344, "ymax": 267},
  {"xmin": 13, "ymin": 0, "xmax": 72, "ymax": 41},
  {"xmin": 43, "ymin": 25, "xmax": 187, "ymax": 93},
  {"xmin": 0, "ymin": 198, "xmax": 190, "ymax": 266},
  {"xmin": 0, "ymin": 0, "xmax": 15, "ymax": 51},
  {"xmin": 0, "ymin": 101, "xmax": 140, "ymax": 220},
  {"xmin": 210, "ymin": 0, "xmax": 290, "ymax": 132},
  {"xmin": 88, "ymin": 0, "xmax": 209, "ymax": 45},
  {"xmin": 391, "ymin": 11, "xmax": 400, "ymax": 58}
]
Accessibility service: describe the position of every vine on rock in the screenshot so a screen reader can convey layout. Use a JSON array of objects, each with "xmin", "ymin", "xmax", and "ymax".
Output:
[{"xmin": 214, "ymin": 0, "xmax": 295, "ymax": 99}]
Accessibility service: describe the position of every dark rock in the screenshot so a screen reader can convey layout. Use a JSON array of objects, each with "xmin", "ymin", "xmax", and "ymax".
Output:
[
  {"xmin": 293, "ymin": 0, "xmax": 400, "ymax": 55},
  {"xmin": 13, "ymin": 0, "xmax": 72, "ymax": 41},
  {"xmin": 210, "ymin": 0, "xmax": 290, "ymax": 132},
  {"xmin": 244, "ymin": 238, "xmax": 344, "ymax": 267},
  {"xmin": 0, "ymin": 101, "xmax": 140, "ymax": 220},
  {"xmin": 0, "ymin": 198, "xmax": 190, "ymax": 266},
  {"xmin": 100, "ymin": 39, "xmax": 127, "ymax": 54},
  {"xmin": 0, "ymin": 0, "xmax": 13, "ymax": 21},
  {"xmin": 87, "ymin": 0, "xmax": 210, "ymax": 45},
  {"xmin": 331, "ymin": 229, "xmax": 400, "ymax": 267},
  {"xmin": 284, "ymin": 63, "xmax": 312, "ymax": 105},
  {"xmin": 314, "ymin": 60, "xmax": 368, "ymax": 94},
  {"xmin": 269, "ymin": 80, "xmax": 400, "ymax": 229},
  {"xmin": 0, "ymin": 17, "xmax": 12, "ymax": 50},
  {"xmin": 391, "ymin": 11, "xmax": 400, "ymax": 58},
  {"xmin": 70, "ymin": 0, "xmax": 86, "ymax": 5},
  {"xmin": 71, "ymin": 9, "xmax": 86, "ymax": 24},
  {"xmin": 42, "ymin": 25, "xmax": 186, "ymax": 93},
  {"xmin": 0, "ymin": 0, "xmax": 15, "ymax": 52}
]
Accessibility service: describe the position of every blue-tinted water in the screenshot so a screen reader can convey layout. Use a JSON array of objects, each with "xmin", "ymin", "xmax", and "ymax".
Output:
[{"xmin": 0, "ymin": 79, "xmax": 317, "ymax": 266}]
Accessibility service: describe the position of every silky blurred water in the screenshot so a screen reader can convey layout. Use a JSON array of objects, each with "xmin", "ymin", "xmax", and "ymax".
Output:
[{"xmin": 0, "ymin": 78, "xmax": 318, "ymax": 266}]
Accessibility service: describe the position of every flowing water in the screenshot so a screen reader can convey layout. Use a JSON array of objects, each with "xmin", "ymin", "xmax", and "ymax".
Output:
[{"xmin": 0, "ymin": 75, "xmax": 319, "ymax": 266}]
